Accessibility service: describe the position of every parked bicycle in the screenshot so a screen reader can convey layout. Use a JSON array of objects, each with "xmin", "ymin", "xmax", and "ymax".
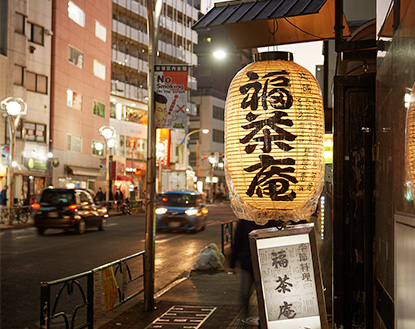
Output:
[{"xmin": 0, "ymin": 205, "xmax": 31, "ymax": 225}]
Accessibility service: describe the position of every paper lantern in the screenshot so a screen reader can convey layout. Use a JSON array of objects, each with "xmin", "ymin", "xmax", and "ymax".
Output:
[{"xmin": 225, "ymin": 52, "xmax": 324, "ymax": 224}]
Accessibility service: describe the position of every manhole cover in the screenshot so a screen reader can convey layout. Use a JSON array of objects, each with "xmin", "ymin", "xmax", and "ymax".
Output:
[{"xmin": 146, "ymin": 305, "xmax": 216, "ymax": 329}]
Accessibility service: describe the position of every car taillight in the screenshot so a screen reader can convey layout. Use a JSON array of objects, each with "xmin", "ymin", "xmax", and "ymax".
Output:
[
  {"xmin": 32, "ymin": 204, "xmax": 41, "ymax": 210},
  {"xmin": 68, "ymin": 204, "xmax": 78, "ymax": 210}
]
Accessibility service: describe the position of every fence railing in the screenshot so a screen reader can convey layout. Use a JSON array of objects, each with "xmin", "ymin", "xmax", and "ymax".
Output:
[
  {"xmin": 40, "ymin": 220, "xmax": 236, "ymax": 328},
  {"xmin": 40, "ymin": 251, "xmax": 144, "ymax": 329},
  {"xmin": 221, "ymin": 220, "xmax": 237, "ymax": 254}
]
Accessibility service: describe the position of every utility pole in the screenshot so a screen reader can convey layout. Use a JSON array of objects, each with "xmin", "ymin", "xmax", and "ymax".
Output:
[{"xmin": 144, "ymin": 0, "xmax": 162, "ymax": 312}]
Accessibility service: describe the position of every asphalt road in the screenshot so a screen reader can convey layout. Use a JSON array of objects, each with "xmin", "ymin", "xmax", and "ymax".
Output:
[{"xmin": 0, "ymin": 202, "xmax": 238, "ymax": 329}]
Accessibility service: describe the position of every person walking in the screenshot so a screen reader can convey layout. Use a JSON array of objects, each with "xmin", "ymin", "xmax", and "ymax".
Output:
[
  {"xmin": 0, "ymin": 185, "xmax": 8, "ymax": 222},
  {"xmin": 114, "ymin": 187, "xmax": 124, "ymax": 210},
  {"xmin": 95, "ymin": 187, "xmax": 105, "ymax": 203},
  {"xmin": 229, "ymin": 218, "xmax": 280, "ymax": 322}
]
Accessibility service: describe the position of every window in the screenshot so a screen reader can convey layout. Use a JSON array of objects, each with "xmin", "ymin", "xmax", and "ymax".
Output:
[
  {"xmin": 213, "ymin": 106, "xmax": 224, "ymax": 120},
  {"xmin": 67, "ymin": 89, "xmax": 82, "ymax": 110},
  {"xmin": 93, "ymin": 101, "xmax": 105, "ymax": 117},
  {"xmin": 22, "ymin": 122, "xmax": 46, "ymax": 143},
  {"xmin": 95, "ymin": 20, "xmax": 107, "ymax": 42},
  {"xmin": 92, "ymin": 140, "xmax": 104, "ymax": 156},
  {"xmin": 14, "ymin": 65, "xmax": 24, "ymax": 86},
  {"xmin": 68, "ymin": 1, "xmax": 85, "ymax": 27},
  {"xmin": 67, "ymin": 135, "xmax": 82, "ymax": 152},
  {"xmin": 36, "ymin": 75, "xmax": 47, "ymax": 94},
  {"xmin": 26, "ymin": 71, "xmax": 36, "ymax": 91},
  {"xmin": 69, "ymin": 46, "xmax": 84, "ymax": 68},
  {"xmin": 118, "ymin": 135, "xmax": 126, "ymax": 157},
  {"xmin": 28, "ymin": 23, "xmax": 44, "ymax": 45},
  {"xmin": 0, "ymin": 0, "xmax": 7, "ymax": 56},
  {"xmin": 15, "ymin": 12, "xmax": 25, "ymax": 34},
  {"xmin": 93, "ymin": 60, "xmax": 106, "ymax": 80},
  {"xmin": 25, "ymin": 71, "xmax": 48, "ymax": 94},
  {"xmin": 212, "ymin": 129, "xmax": 224, "ymax": 143}
]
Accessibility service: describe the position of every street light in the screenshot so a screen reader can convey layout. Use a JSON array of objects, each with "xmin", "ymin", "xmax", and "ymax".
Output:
[
  {"xmin": 99, "ymin": 126, "xmax": 116, "ymax": 204},
  {"xmin": 184, "ymin": 129, "xmax": 209, "ymax": 189},
  {"xmin": 1, "ymin": 97, "xmax": 27, "ymax": 223},
  {"xmin": 208, "ymin": 155, "xmax": 218, "ymax": 203}
]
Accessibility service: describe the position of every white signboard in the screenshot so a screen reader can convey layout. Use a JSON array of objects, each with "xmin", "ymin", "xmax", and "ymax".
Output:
[{"xmin": 249, "ymin": 224, "xmax": 327, "ymax": 329}]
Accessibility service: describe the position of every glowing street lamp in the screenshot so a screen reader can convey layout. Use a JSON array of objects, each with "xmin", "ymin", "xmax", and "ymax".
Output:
[
  {"xmin": 99, "ymin": 126, "xmax": 116, "ymax": 204},
  {"xmin": 184, "ymin": 129, "xmax": 209, "ymax": 189},
  {"xmin": 208, "ymin": 155, "xmax": 218, "ymax": 202},
  {"xmin": 1, "ymin": 97, "xmax": 27, "ymax": 222},
  {"xmin": 213, "ymin": 50, "xmax": 226, "ymax": 60}
]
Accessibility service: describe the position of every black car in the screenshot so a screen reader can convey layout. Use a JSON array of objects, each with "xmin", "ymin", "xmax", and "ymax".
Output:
[{"xmin": 32, "ymin": 188, "xmax": 108, "ymax": 235}]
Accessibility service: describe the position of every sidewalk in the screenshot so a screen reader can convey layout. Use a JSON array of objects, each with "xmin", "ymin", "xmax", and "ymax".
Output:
[{"xmin": 99, "ymin": 269, "xmax": 260, "ymax": 329}]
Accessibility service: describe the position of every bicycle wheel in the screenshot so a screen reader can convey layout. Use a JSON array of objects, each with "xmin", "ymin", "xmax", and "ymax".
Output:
[{"xmin": 18, "ymin": 210, "xmax": 29, "ymax": 224}]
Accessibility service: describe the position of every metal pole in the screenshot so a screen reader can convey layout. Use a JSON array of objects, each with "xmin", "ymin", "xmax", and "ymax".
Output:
[
  {"xmin": 184, "ymin": 133, "xmax": 190, "ymax": 189},
  {"xmin": 184, "ymin": 129, "xmax": 206, "ymax": 189},
  {"xmin": 144, "ymin": 0, "xmax": 162, "ymax": 312},
  {"xmin": 7, "ymin": 115, "xmax": 15, "ymax": 225},
  {"xmin": 105, "ymin": 141, "xmax": 110, "ymax": 204},
  {"xmin": 158, "ymin": 158, "xmax": 162, "ymax": 193}
]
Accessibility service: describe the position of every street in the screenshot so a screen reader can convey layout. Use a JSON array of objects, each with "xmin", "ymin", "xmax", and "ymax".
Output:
[{"xmin": 0, "ymin": 202, "xmax": 238, "ymax": 329}]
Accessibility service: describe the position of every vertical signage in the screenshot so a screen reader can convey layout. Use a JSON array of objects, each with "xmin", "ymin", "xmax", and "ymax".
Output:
[
  {"xmin": 249, "ymin": 224, "xmax": 328, "ymax": 329},
  {"xmin": 155, "ymin": 65, "xmax": 188, "ymax": 129}
]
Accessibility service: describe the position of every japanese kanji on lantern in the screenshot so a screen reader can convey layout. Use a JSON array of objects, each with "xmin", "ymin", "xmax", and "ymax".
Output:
[{"xmin": 225, "ymin": 52, "xmax": 325, "ymax": 224}]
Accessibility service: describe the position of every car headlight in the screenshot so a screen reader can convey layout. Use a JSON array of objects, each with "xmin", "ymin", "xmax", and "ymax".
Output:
[
  {"xmin": 155, "ymin": 208, "xmax": 168, "ymax": 215},
  {"xmin": 185, "ymin": 209, "xmax": 199, "ymax": 216}
]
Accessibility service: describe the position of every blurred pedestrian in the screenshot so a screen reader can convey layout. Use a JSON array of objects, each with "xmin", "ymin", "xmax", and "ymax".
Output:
[
  {"xmin": 0, "ymin": 185, "xmax": 8, "ymax": 221},
  {"xmin": 95, "ymin": 187, "xmax": 105, "ymax": 203},
  {"xmin": 114, "ymin": 187, "xmax": 124, "ymax": 210},
  {"xmin": 229, "ymin": 218, "xmax": 280, "ymax": 321}
]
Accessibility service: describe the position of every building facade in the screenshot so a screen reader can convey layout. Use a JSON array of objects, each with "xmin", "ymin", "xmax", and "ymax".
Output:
[
  {"xmin": 49, "ymin": 0, "xmax": 113, "ymax": 193},
  {"xmin": 191, "ymin": 27, "xmax": 253, "ymax": 199},
  {"xmin": 110, "ymin": 0, "xmax": 199, "ymax": 197},
  {"xmin": 0, "ymin": 0, "xmax": 52, "ymax": 205}
]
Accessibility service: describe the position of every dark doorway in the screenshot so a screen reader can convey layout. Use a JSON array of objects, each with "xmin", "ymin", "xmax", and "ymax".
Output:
[{"xmin": 333, "ymin": 75, "xmax": 376, "ymax": 329}]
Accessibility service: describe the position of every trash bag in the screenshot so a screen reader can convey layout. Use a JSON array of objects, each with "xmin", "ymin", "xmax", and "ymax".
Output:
[{"xmin": 193, "ymin": 243, "xmax": 225, "ymax": 271}]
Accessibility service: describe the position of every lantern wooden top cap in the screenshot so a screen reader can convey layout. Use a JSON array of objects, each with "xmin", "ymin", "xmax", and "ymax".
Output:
[{"xmin": 254, "ymin": 51, "xmax": 294, "ymax": 62}]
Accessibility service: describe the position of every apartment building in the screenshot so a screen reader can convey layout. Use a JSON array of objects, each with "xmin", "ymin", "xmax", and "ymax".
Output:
[
  {"xmin": 111, "ymin": 0, "xmax": 199, "ymax": 195},
  {"xmin": 0, "ymin": 0, "xmax": 52, "ymax": 205},
  {"xmin": 1, "ymin": 0, "xmax": 201, "ymax": 202},
  {"xmin": 48, "ymin": 0, "xmax": 112, "ymax": 191},
  {"xmin": 191, "ymin": 27, "xmax": 253, "ymax": 198}
]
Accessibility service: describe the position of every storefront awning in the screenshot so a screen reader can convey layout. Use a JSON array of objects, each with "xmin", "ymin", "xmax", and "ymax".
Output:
[
  {"xmin": 193, "ymin": 0, "xmax": 350, "ymax": 49},
  {"xmin": 116, "ymin": 175, "xmax": 133, "ymax": 182},
  {"xmin": 65, "ymin": 165, "xmax": 101, "ymax": 177}
]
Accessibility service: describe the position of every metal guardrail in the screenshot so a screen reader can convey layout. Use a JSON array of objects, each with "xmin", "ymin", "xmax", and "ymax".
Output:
[
  {"xmin": 40, "ymin": 220, "xmax": 235, "ymax": 328},
  {"xmin": 221, "ymin": 220, "xmax": 237, "ymax": 254},
  {"xmin": 40, "ymin": 251, "xmax": 144, "ymax": 329}
]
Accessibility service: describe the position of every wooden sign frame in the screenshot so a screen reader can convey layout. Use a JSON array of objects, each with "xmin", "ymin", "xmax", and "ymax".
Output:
[{"xmin": 249, "ymin": 223, "xmax": 328, "ymax": 329}]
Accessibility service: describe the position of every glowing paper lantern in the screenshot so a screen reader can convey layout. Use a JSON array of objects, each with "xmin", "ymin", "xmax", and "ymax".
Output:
[{"xmin": 225, "ymin": 52, "xmax": 324, "ymax": 224}]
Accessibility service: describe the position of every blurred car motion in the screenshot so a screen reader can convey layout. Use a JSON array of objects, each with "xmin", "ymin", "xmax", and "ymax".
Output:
[
  {"xmin": 32, "ymin": 188, "xmax": 108, "ymax": 235},
  {"xmin": 155, "ymin": 190, "xmax": 208, "ymax": 233}
]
